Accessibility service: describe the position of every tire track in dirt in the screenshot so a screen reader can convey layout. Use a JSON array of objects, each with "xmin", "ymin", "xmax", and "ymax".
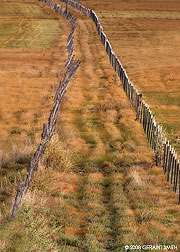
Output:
[
  {"xmin": 59, "ymin": 15, "xmax": 145, "ymax": 250},
  {"xmin": 62, "ymin": 18, "xmax": 108, "ymax": 163}
]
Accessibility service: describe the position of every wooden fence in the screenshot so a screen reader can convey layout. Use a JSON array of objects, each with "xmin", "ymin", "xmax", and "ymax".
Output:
[
  {"xmin": 59, "ymin": 0, "xmax": 90, "ymax": 17},
  {"xmin": 11, "ymin": 0, "xmax": 180, "ymax": 216},
  {"xmin": 90, "ymin": 9, "xmax": 180, "ymax": 203},
  {"xmin": 60, "ymin": 1, "xmax": 180, "ymax": 203},
  {"xmin": 11, "ymin": 0, "xmax": 80, "ymax": 218}
]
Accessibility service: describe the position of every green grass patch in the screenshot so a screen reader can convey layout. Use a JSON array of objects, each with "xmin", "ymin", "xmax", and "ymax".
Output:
[
  {"xmin": 0, "ymin": 19, "xmax": 61, "ymax": 48},
  {"xmin": 141, "ymin": 91, "xmax": 180, "ymax": 154},
  {"xmin": 143, "ymin": 91, "xmax": 180, "ymax": 107},
  {"xmin": 0, "ymin": 2, "xmax": 61, "ymax": 48},
  {"xmin": 0, "ymin": 3, "xmax": 47, "ymax": 17}
]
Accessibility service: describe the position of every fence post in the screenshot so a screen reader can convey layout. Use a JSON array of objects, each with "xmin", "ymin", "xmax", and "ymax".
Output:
[
  {"xmin": 163, "ymin": 138, "xmax": 167, "ymax": 172},
  {"xmin": 179, "ymin": 163, "xmax": 180, "ymax": 203},
  {"xmin": 173, "ymin": 154, "xmax": 177, "ymax": 190},
  {"xmin": 109, "ymin": 47, "xmax": 112, "ymax": 64},
  {"xmin": 106, "ymin": 39, "xmax": 109, "ymax": 54},
  {"xmin": 164, "ymin": 140, "xmax": 169, "ymax": 174},
  {"xmin": 151, "ymin": 121, "xmax": 156, "ymax": 151},
  {"xmin": 170, "ymin": 151, "xmax": 175, "ymax": 184},
  {"xmin": 111, "ymin": 52, "xmax": 115, "ymax": 69},
  {"xmin": 149, "ymin": 115, "xmax": 153, "ymax": 145},
  {"xmin": 11, "ymin": 181, "xmax": 23, "ymax": 218},
  {"xmin": 174, "ymin": 160, "xmax": 179, "ymax": 192},
  {"xmin": 155, "ymin": 125, "xmax": 163, "ymax": 165},
  {"xmin": 145, "ymin": 105, "xmax": 149, "ymax": 135},
  {"xmin": 128, "ymin": 80, "xmax": 131, "ymax": 100},
  {"xmin": 146, "ymin": 106, "xmax": 150, "ymax": 137},
  {"xmin": 120, "ymin": 65, "xmax": 123, "ymax": 82},
  {"xmin": 124, "ymin": 73, "xmax": 128, "ymax": 95},
  {"xmin": 167, "ymin": 146, "xmax": 173, "ymax": 182},
  {"xmin": 104, "ymin": 34, "xmax": 107, "ymax": 48},
  {"xmin": 88, "ymin": 4, "xmax": 180, "ymax": 202},
  {"xmin": 142, "ymin": 103, "xmax": 146, "ymax": 131},
  {"xmin": 139, "ymin": 98, "xmax": 144, "ymax": 123},
  {"xmin": 114, "ymin": 56, "xmax": 117, "ymax": 72},
  {"xmin": 147, "ymin": 110, "xmax": 152, "ymax": 142}
]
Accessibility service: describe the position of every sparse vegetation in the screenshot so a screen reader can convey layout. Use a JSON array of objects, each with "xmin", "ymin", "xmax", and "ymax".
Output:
[
  {"xmin": 83, "ymin": 0, "xmax": 180, "ymax": 155},
  {"xmin": 0, "ymin": 0, "xmax": 180, "ymax": 251}
]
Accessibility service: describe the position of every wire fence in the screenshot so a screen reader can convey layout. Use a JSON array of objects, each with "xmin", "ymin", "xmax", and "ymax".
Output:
[{"xmin": 11, "ymin": 0, "xmax": 80, "ymax": 218}]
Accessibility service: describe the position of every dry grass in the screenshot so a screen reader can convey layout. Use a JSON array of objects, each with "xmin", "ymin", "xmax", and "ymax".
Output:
[
  {"xmin": 81, "ymin": 0, "xmax": 180, "ymax": 154},
  {"xmin": 0, "ymin": 0, "xmax": 180, "ymax": 251},
  {"xmin": 0, "ymin": 0, "xmax": 70, "ymax": 150}
]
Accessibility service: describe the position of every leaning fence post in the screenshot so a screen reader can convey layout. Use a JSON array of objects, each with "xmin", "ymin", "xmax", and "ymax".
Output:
[
  {"xmin": 11, "ymin": 181, "xmax": 23, "ymax": 218},
  {"xmin": 11, "ymin": 1, "xmax": 81, "ymax": 217}
]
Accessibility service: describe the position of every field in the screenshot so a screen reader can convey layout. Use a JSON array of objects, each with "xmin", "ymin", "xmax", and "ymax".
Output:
[
  {"xmin": 0, "ymin": 0, "xmax": 70, "ymax": 151},
  {"xmin": 82, "ymin": 0, "xmax": 180, "ymax": 154},
  {"xmin": 0, "ymin": 0, "xmax": 180, "ymax": 251}
]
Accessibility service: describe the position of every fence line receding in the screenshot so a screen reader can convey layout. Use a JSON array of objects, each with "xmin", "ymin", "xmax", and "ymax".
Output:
[
  {"xmin": 11, "ymin": 0, "xmax": 80, "ymax": 218},
  {"xmin": 62, "ymin": 0, "xmax": 180, "ymax": 203}
]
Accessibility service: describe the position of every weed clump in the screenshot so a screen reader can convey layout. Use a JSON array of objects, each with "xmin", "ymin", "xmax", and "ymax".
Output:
[{"xmin": 43, "ymin": 134, "xmax": 72, "ymax": 172}]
